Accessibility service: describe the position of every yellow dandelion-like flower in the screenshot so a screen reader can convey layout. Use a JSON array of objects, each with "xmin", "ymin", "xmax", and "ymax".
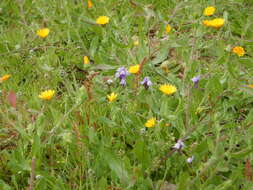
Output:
[
  {"xmin": 88, "ymin": 0, "xmax": 93, "ymax": 8},
  {"xmin": 96, "ymin": 16, "xmax": 110, "ymax": 25},
  {"xmin": 232, "ymin": 46, "xmax": 245, "ymax": 57},
  {"xmin": 107, "ymin": 92, "xmax": 117, "ymax": 102},
  {"xmin": 0, "ymin": 74, "xmax": 11, "ymax": 83},
  {"xmin": 203, "ymin": 18, "xmax": 225, "ymax": 29},
  {"xmin": 203, "ymin": 6, "xmax": 215, "ymax": 16},
  {"xmin": 129, "ymin": 65, "xmax": 140, "ymax": 74},
  {"xmin": 248, "ymin": 84, "xmax": 253, "ymax": 88},
  {"xmin": 39, "ymin": 90, "xmax": 55, "ymax": 100},
  {"xmin": 210, "ymin": 18, "xmax": 225, "ymax": 28},
  {"xmin": 166, "ymin": 24, "xmax": 171, "ymax": 33},
  {"xmin": 36, "ymin": 28, "xmax": 50, "ymax": 38},
  {"xmin": 83, "ymin": 56, "xmax": 90, "ymax": 64},
  {"xmin": 145, "ymin": 118, "xmax": 156, "ymax": 128},
  {"xmin": 159, "ymin": 84, "xmax": 177, "ymax": 95}
]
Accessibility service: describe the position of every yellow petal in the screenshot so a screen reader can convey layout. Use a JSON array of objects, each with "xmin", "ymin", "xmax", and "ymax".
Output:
[
  {"xmin": 37, "ymin": 28, "xmax": 50, "ymax": 38},
  {"xmin": 88, "ymin": 0, "xmax": 93, "ymax": 8},
  {"xmin": 129, "ymin": 65, "xmax": 140, "ymax": 74},
  {"xmin": 84, "ymin": 56, "xmax": 90, "ymax": 64},
  {"xmin": 166, "ymin": 24, "xmax": 171, "ymax": 33},
  {"xmin": 96, "ymin": 16, "xmax": 110, "ymax": 25}
]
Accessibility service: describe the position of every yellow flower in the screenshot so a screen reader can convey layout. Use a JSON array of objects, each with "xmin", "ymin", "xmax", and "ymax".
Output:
[
  {"xmin": 203, "ymin": 18, "xmax": 225, "ymax": 29},
  {"xmin": 83, "ymin": 56, "xmax": 90, "ymax": 64},
  {"xmin": 211, "ymin": 18, "xmax": 225, "ymax": 28},
  {"xmin": 133, "ymin": 40, "xmax": 139, "ymax": 46},
  {"xmin": 166, "ymin": 24, "xmax": 171, "ymax": 33},
  {"xmin": 107, "ymin": 92, "xmax": 117, "ymax": 102},
  {"xmin": 88, "ymin": 0, "xmax": 93, "ymax": 8},
  {"xmin": 36, "ymin": 28, "xmax": 50, "ymax": 38},
  {"xmin": 232, "ymin": 46, "xmax": 245, "ymax": 57},
  {"xmin": 39, "ymin": 90, "xmax": 55, "ymax": 100},
  {"xmin": 203, "ymin": 6, "xmax": 215, "ymax": 16},
  {"xmin": 159, "ymin": 84, "xmax": 177, "ymax": 95},
  {"xmin": 203, "ymin": 20, "xmax": 211, "ymax": 26},
  {"xmin": 145, "ymin": 117, "xmax": 156, "ymax": 127},
  {"xmin": 248, "ymin": 84, "xmax": 253, "ymax": 88},
  {"xmin": 0, "ymin": 74, "xmax": 11, "ymax": 82},
  {"xmin": 96, "ymin": 16, "xmax": 109, "ymax": 25},
  {"xmin": 145, "ymin": 118, "xmax": 156, "ymax": 128},
  {"xmin": 129, "ymin": 65, "xmax": 140, "ymax": 74}
]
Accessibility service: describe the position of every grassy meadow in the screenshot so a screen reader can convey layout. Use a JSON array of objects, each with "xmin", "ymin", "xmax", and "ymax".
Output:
[{"xmin": 1, "ymin": 0, "xmax": 253, "ymax": 189}]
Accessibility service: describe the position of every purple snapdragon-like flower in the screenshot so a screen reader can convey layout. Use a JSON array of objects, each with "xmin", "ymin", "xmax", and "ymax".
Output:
[
  {"xmin": 120, "ymin": 78, "xmax": 126, "ymax": 86},
  {"xmin": 191, "ymin": 75, "xmax": 200, "ymax": 88},
  {"xmin": 191, "ymin": 76, "xmax": 200, "ymax": 83},
  {"xmin": 115, "ymin": 67, "xmax": 129, "ymax": 86},
  {"xmin": 141, "ymin": 77, "xmax": 152, "ymax": 89},
  {"xmin": 115, "ymin": 67, "xmax": 129, "ymax": 79},
  {"xmin": 173, "ymin": 139, "xmax": 185, "ymax": 150}
]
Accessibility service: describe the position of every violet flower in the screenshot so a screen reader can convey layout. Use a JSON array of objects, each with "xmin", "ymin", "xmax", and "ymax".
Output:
[
  {"xmin": 173, "ymin": 139, "xmax": 185, "ymax": 150},
  {"xmin": 120, "ymin": 78, "xmax": 126, "ymax": 86},
  {"xmin": 191, "ymin": 75, "xmax": 200, "ymax": 88},
  {"xmin": 115, "ymin": 67, "xmax": 129, "ymax": 86},
  {"xmin": 186, "ymin": 156, "xmax": 194, "ymax": 164},
  {"xmin": 115, "ymin": 67, "xmax": 129, "ymax": 80},
  {"xmin": 141, "ymin": 77, "xmax": 152, "ymax": 89}
]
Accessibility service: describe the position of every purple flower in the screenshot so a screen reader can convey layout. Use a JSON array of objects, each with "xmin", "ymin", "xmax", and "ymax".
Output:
[
  {"xmin": 173, "ymin": 139, "xmax": 184, "ymax": 150},
  {"xmin": 115, "ymin": 67, "xmax": 129, "ymax": 79},
  {"xmin": 186, "ymin": 156, "xmax": 194, "ymax": 164},
  {"xmin": 115, "ymin": 67, "xmax": 129, "ymax": 86},
  {"xmin": 191, "ymin": 75, "xmax": 200, "ymax": 88},
  {"xmin": 191, "ymin": 76, "xmax": 200, "ymax": 83},
  {"xmin": 141, "ymin": 77, "xmax": 152, "ymax": 89},
  {"xmin": 120, "ymin": 78, "xmax": 126, "ymax": 86}
]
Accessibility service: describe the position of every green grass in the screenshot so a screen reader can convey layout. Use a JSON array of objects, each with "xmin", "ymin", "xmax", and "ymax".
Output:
[{"xmin": 1, "ymin": 0, "xmax": 253, "ymax": 189}]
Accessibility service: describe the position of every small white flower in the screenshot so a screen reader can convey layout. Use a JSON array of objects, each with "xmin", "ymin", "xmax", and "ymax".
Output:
[
  {"xmin": 36, "ymin": 175, "xmax": 42, "ymax": 179},
  {"xmin": 140, "ymin": 128, "xmax": 146, "ymax": 135},
  {"xmin": 107, "ymin": 79, "xmax": 113, "ymax": 84},
  {"xmin": 173, "ymin": 139, "xmax": 184, "ymax": 150},
  {"xmin": 15, "ymin": 44, "xmax": 21, "ymax": 50},
  {"xmin": 186, "ymin": 156, "xmax": 194, "ymax": 163}
]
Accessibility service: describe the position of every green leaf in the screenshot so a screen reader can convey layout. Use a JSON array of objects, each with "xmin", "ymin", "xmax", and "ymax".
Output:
[
  {"xmin": 0, "ymin": 180, "xmax": 12, "ymax": 190},
  {"xmin": 133, "ymin": 140, "xmax": 151, "ymax": 169},
  {"xmin": 101, "ymin": 150, "xmax": 130, "ymax": 186}
]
